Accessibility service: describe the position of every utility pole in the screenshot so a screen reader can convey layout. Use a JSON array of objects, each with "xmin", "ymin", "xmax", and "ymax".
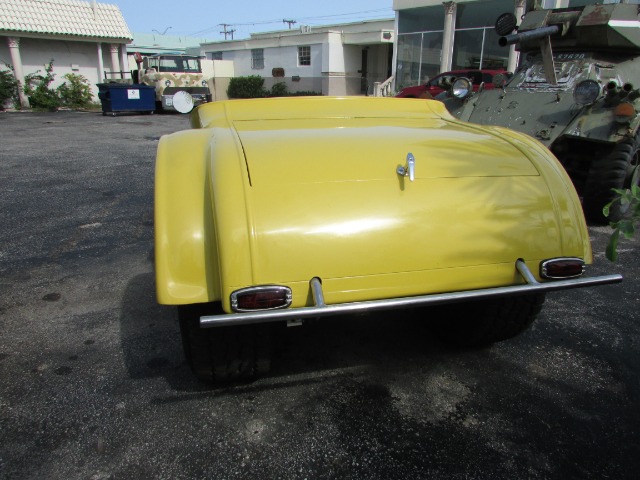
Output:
[
  {"xmin": 283, "ymin": 19, "xmax": 297, "ymax": 29},
  {"xmin": 219, "ymin": 24, "xmax": 235, "ymax": 40}
]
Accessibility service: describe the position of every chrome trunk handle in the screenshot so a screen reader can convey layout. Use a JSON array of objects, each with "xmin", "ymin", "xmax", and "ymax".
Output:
[{"xmin": 397, "ymin": 153, "xmax": 415, "ymax": 182}]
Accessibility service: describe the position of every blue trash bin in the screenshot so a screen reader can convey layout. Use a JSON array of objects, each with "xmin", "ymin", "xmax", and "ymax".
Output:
[{"xmin": 97, "ymin": 83, "xmax": 156, "ymax": 115}]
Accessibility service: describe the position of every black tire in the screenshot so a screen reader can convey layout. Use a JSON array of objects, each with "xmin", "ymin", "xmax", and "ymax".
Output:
[
  {"xmin": 583, "ymin": 132, "xmax": 640, "ymax": 224},
  {"xmin": 430, "ymin": 294, "xmax": 545, "ymax": 347},
  {"xmin": 178, "ymin": 303, "xmax": 275, "ymax": 383}
]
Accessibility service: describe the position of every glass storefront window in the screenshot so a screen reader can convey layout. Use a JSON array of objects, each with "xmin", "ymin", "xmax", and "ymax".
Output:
[
  {"xmin": 396, "ymin": 33, "xmax": 423, "ymax": 89},
  {"xmin": 396, "ymin": 31, "xmax": 444, "ymax": 89},
  {"xmin": 396, "ymin": 0, "xmax": 514, "ymax": 84},
  {"xmin": 481, "ymin": 29, "xmax": 509, "ymax": 70},
  {"xmin": 453, "ymin": 28, "xmax": 509, "ymax": 71},
  {"xmin": 453, "ymin": 29, "xmax": 486, "ymax": 70},
  {"xmin": 456, "ymin": 0, "xmax": 513, "ymax": 29},
  {"xmin": 398, "ymin": 7, "xmax": 444, "ymax": 34},
  {"xmin": 420, "ymin": 32, "xmax": 443, "ymax": 81}
]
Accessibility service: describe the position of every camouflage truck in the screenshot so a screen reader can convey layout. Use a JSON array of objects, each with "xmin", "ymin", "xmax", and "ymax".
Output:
[
  {"xmin": 444, "ymin": 0, "xmax": 640, "ymax": 224},
  {"xmin": 137, "ymin": 54, "xmax": 211, "ymax": 113}
]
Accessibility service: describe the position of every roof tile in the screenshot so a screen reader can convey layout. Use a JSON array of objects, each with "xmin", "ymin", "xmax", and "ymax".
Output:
[{"xmin": 0, "ymin": 0, "xmax": 132, "ymax": 40}]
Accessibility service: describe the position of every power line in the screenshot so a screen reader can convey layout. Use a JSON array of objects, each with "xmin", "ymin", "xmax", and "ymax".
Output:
[
  {"xmin": 187, "ymin": 7, "xmax": 394, "ymax": 37},
  {"xmin": 297, "ymin": 8, "xmax": 392, "ymax": 22}
]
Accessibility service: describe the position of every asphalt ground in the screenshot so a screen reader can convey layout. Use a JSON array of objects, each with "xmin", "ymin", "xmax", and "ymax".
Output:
[{"xmin": 0, "ymin": 109, "xmax": 638, "ymax": 480}]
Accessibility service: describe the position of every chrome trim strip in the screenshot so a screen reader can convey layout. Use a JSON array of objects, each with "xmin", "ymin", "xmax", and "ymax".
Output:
[{"xmin": 200, "ymin": 261, "xmax": 621, "ymax": 328}]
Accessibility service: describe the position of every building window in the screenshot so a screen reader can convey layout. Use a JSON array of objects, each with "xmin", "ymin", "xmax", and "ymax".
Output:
[
  {"xmin": 397, "ymin": 32, "xmax": 441, "ymax": 90},
  {"xmin": 251, "ymin": 49, "xmax": 264, "ymax": 70},
  {"xmin": 452, "ymin": 27, "xmax": 508, "ymax": 70},
  {"xmin": 209, "ymin": 51, "xmax": 223, "ymax": 60},
  {"xmin": 456, "ymin": 0, "xmax": 513, "ymax": 29},
  {"xmin": 396, "ymin": 0, "xmax": 512, "ymax": 87},
  {"xmin": 298, "ymin": 46, "xmax": 311, "ymax": 66}
]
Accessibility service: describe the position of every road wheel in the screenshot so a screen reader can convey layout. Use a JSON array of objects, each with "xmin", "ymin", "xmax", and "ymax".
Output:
[
  {"xmin": 431, "ymin": 294, "xmax": 545, "ymax": 347},
  {"xmin": 583, "ymin": 132, "xmax": 640, "ymax": 224},
  {"xmin": 178, "ymin": 303, "xmax": 275, "ymax": 383}
]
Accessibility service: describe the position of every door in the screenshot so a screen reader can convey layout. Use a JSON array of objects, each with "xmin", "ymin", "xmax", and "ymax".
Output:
[{"xmin": 360, "ymin": 49, "xmax": 369, "ymax": 94}]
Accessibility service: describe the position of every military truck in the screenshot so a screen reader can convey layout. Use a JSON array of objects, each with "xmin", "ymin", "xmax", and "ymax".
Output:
[
  {"xmin": 445, "ymin": 0, "xmax": 640, "ymax": 224},
  {"xmin": 136, "ymin": 54, "xmax": 211, "ymax": 113}
]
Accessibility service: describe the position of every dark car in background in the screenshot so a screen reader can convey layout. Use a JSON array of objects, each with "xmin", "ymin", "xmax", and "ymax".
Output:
[{"xmin": 396, "ymin": 69, "xmax": 506, "ymax": 98}]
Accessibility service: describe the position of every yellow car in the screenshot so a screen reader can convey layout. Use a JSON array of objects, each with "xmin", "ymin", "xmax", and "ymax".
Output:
[{"xmin": 155, "ymin": 96, "xmax": 621, "ymax": 383}]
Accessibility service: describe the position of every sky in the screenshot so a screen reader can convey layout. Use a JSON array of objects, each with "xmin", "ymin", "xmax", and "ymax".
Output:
[{"xmin": 113, "ymin": 0, "xmax": 396, "ymax": 40}]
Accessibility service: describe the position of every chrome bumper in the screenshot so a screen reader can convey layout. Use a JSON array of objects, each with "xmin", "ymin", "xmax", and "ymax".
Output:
[{"xmin": 200, "ymin": 260, "xmax": 622, "ymax": 328}]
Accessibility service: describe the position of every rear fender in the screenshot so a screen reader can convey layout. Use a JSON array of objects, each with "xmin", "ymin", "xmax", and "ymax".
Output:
[
  {"xmin": 155, "ymin": 129, "xmax": 221, "ymax": 304},
  {"xmin": 491, "ymin": 126, "xmax": 593, "ymax": 262}
]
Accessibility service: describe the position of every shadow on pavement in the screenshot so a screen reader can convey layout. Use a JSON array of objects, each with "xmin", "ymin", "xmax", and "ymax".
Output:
[{"xmin": 118, "ymin": 272, "xmax": 468, "ymax": 393}]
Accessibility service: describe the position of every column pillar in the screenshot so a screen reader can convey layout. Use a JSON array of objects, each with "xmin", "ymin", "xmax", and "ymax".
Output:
[
  {"xmin": 440, "ymin": 2, "xmax": 457, "ymax": 73},
  {"xmin": 119, "ymin": 43, "xmax": 129, "ymax": 80},
  {"xmin": 507, "ymin": 0, "xmax": 527, "ymax": 73},
  {"xmin": 97, "ymin": 43, "xmax": 105, "ymax": 82},
  {"xmin": 7, "ymin": 37, "xmax": 30, "ymax": 108},
  {"xmin": 391, "ymin": 12, "xmax": 399, "ymax": 92},
  {"xmin": 109, "ymin": 44, "xmax": 121, "ymax": 79}
]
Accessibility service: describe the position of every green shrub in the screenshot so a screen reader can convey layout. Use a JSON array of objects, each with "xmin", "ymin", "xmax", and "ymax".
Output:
[
  {"xmin": 57, "ymin": 73, "xmax": 93, "ymax": 108},
  {"xmin": 269, "ymin": 82, "xmax": 288, "ymax": 97},
  {"xmin": 0, "ymin": 66, "xmax": 19, "ymax": 109},
  {"xmin": 227, "ymin": 76, "xmax": 268, "ymax": 99},
  {"xmin": 289, "ymin": 90, "xmax": 322, "ymax": 96},
  {"xmin": 24, "ymin": 61, "xmax": 59, "ymax": 111},
  {"xmin": 227, "ymin": 76, "xmax": 323, "ymax": 98},
  {"xmin": 605, "ymin": 166, "xmax": 640, "ymax": 261}
]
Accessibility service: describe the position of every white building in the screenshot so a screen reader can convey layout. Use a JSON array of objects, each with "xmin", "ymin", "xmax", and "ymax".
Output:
[
  {"xmin": 390, "ymin": 0, "xmax": 630, "ymax": 91},
  {"xmin": 199, "ymin": 20, "xmax": 395, "ymax": 96},
  {"xmin": 0, "ymin": 0, "xmax": 132, "ymax": 107},
  {"xmin": 392, "ymin": 0, "xmax": 529, "ymax": 91}
]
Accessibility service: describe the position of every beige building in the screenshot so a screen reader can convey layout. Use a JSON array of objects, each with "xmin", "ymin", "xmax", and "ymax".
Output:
[
  {"xmin": 0, "ymin": 0, "xmax": 132, "ymax": 107},
  {"xmin": 200, "ymin": 20, "xmax": 395, "ymax": 96}
]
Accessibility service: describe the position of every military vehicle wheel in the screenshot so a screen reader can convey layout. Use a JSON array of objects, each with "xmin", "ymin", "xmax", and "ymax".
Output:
[
  {"xmin": 431, "ymin": 294, "xmax": 545, "ymax": 347},
  {"xmin": 583, "ymin": 132, "xmax": 640, "ymax": 224},
  {"xmin": 178, "ymin": 303, "xmax": 274, "ymax": 383}
]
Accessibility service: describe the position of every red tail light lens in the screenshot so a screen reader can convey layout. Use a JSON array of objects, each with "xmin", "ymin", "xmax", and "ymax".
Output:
[
  {"xmin": 540, "ymin": 258, "xmax": 585, "ymax": 280},
  {"xmin": 231, "ymin": 286, "xmax": 292, "ymax": 312}
]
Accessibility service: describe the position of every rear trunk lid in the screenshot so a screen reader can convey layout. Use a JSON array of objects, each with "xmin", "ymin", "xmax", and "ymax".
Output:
[{"xmin": 233, "ymin": 114, "xmax": 558, "ymax": 290}]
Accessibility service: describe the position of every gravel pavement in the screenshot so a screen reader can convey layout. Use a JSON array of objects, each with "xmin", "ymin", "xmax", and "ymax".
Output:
[{"xmin": 0, "ymin": 110, "xmax": 638, "ymax": 479}]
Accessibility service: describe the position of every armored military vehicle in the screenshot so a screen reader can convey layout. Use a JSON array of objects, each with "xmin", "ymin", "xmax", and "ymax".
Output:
[
  {"xmin": 446, "ymin": 1, "xmax": 640, "ymax": 224},
  {"xmin": 136, "ymin": 54, "xmax": 211, "ymax": 113}
]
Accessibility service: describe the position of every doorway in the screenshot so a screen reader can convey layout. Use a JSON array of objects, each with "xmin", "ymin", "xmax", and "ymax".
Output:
[{"xmin": 360, "ymin": 48, "xmax": 369, "ymax": 94}]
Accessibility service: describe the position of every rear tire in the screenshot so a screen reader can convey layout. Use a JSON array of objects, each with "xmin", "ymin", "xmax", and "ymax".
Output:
[
  {"xmin": 431, "ymin": 294, "xmax": 545, "ymax": 347},
  {"xmin": 583, "ymin": 132, "xmax": 640, "ymax": 224},
  {"xmin": 178, "ymin": 303, "xmax": 275, "ymax": 383}
]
